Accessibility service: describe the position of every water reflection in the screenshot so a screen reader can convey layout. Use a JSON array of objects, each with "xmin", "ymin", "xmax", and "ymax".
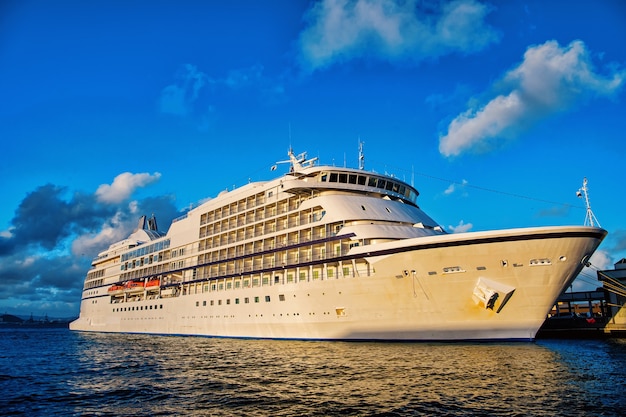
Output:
[{"xmin": 63, "ymin": 333, "xmax": 626, "ymax": 416}]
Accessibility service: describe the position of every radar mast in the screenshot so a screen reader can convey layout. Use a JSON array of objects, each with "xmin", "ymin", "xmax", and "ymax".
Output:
[{"xmin": 577, "ymin": 177, "xmax": 601, "ymax": 227}]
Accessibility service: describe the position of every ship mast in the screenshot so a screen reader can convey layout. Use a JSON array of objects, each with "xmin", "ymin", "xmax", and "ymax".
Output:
[
  {"xmin": 358, "ymin": 139, "xmax": 365, "ymax": 170},
  {"xmin": 577, "ymin": 177, "xmax": 601, "ymax": 227}
]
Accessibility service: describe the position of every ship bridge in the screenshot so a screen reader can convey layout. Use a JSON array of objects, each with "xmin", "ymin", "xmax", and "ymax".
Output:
[{"xmin": 280, "ymin": 166, "xmax": 419, "ymax": 206}]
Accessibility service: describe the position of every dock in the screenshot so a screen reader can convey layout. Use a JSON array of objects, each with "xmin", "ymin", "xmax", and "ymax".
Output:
[{"xmin": 536, "ymin": 258, "xmax": 626, "ymax": 339}]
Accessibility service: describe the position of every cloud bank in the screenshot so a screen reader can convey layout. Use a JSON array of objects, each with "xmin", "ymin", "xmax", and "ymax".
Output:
[
  {"xmin": 0, "ymin": 173, "xmax": 181, "ymax": 318},
  {"xmin": 298, "ymin": 0, "xmax": 499, "ymax": 71},
  {"xmin": 439, "ymin": 40, "xmax": 625, "ymax": 157}
]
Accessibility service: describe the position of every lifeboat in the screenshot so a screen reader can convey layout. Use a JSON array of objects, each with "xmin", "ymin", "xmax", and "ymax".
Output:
[
  {"xmin": 123, "ymin": 281, "xmax": 145, "ymax": 293},
  {"xmin": 145, "ymin": 279, "xmax": 160, "ymax": 290},
  {"xmin": 107, "ymin": 285, "xmax": 124, "ymax": 295}
]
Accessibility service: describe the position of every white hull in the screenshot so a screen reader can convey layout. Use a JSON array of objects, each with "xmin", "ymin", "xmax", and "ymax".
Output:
[{"xmin": 70, "ymin": 225, "xmax": 605, "ymax": 341}]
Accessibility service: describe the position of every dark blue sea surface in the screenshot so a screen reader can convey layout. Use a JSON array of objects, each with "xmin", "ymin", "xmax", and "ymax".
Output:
[{"xmin": 1, "ymin": 328, "xmax": 625, "ymax": 416}]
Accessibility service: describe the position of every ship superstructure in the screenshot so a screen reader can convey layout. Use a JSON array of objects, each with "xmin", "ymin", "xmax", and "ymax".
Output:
[{"xmin": 70, "ymin": 150, "xmax": 606, "ymax": 341}]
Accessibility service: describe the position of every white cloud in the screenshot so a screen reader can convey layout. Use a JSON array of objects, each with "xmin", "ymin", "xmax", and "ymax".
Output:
[
  {"xmin": 72, "ymin": 223, "xmax": 123, "ymax": 257},
  {"xmin": 224, "ymin": 64, "xmax": 265, "ymax": 89},
  {"xmin": 448, "ymin": 220, "xmax": 473, "ymax": 233},
  {"xmin": 158, "ymin": 64, "xmax": 285, "ymax": 129},
  {"xmin": 439, "ymin": 40, "xmax": 625, "ymax": 157},
  {"xmin": 298, "ymin": 0, "xmax": 499, "ymax": 71},
  {"xmin": 71, "ymin": 200, "xmax": 152, "ymax": 257},
  {"xmin": 159, "ymin": 64, "xmax": 208, "ymax": 116},
  {"xmin": 444, "ymin": 179, "xmax": 468, "ymax": 195},
  {"xmin": 95, "ymin": 172, "xmax": 161, "ymax": 204}
]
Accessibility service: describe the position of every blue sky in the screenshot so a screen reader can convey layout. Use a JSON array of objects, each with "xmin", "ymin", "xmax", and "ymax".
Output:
[{"xmin": 1, "ymin": 0, "xmax": 625, "ymax": 318}]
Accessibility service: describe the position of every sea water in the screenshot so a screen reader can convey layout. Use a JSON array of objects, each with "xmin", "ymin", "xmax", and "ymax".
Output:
[{"xmin": 1, "ymin": 328, "xmax": 624, "ymax": 416}]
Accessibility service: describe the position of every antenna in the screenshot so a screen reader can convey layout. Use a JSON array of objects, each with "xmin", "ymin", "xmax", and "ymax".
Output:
[
  {"xmin": 358, "ymin": 139, "xmax": 365, "ymax": 170},
  {"xmin": 577, "ymin": 177, "xmax": 600, "ymax": 227}
]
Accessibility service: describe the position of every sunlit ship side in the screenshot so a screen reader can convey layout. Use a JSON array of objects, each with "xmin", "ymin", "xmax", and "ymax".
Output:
[{"xmin": 70, "ymin": 150, "xmax": 606, "ymax": 341}]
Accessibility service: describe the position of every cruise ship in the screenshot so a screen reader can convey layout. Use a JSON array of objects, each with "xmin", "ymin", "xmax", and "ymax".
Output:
[{"xmin": 70, "ymin": 149, "xmax": 606, "ymax": 341}]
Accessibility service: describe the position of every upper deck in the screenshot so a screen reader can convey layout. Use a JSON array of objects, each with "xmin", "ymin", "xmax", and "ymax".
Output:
[{"xmin": 279, "ymin": 164, "xmax": 419, "ymax": 206}]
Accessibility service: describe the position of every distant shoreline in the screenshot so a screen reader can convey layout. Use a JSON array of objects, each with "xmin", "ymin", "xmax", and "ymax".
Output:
[
  {"xmin": 1, "ymin": 313, "xmax": 74, "ymax": 329},
  {"xmin": 0, "ymin": 321, "xmax": 71, "ymax": 329}
]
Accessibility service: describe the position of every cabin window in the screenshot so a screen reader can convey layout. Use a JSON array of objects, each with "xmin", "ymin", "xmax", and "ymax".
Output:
[
  {"xmin": 329, "ymin": 173, "xmax": 338, "ymax": 182},
  {"xmin": 348, "ymin": 174, "xmax": 357, "ymax": 184},
  {"xmin": 358, "ymin": 175, "xmax": 366, "ymax": 185},
  {"xmin": 368, "ymin": 177, "xmax": 377, "ymax": 187},
  {"xmin": 235, "ymin": 298, "xmax": 240, "ymax": 304},
  {"xmin": 443, "ymin": 266, "xmax": 464, "ymax": 274},
  {"xmin": 202, "ymin": 301, "xmax": 206, "ymax": 306},
  {"xmin": 254, "ymin": 296, "xmax": 260, "ymax": 303},
  {"xmin": 265, "ymin": 296, "xmax": 271, "ymax": 302},
  {"xmin": 320, "ymin": 173, "xmax": 328, "ymax": 182},
  {"xmin": 279, "ymin": 294, "xmax": 285, "ymax": 301},
  {"xmin": 377, "ymin": 179, "xmax": 386, "ymax": 189},
  {"xmin": 245, "ymin": 297, "xmax": 250, "ymax": 304},
  {"xmin": 339, "ymin": 173, "xmax": 347, "ymax": 183}
]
